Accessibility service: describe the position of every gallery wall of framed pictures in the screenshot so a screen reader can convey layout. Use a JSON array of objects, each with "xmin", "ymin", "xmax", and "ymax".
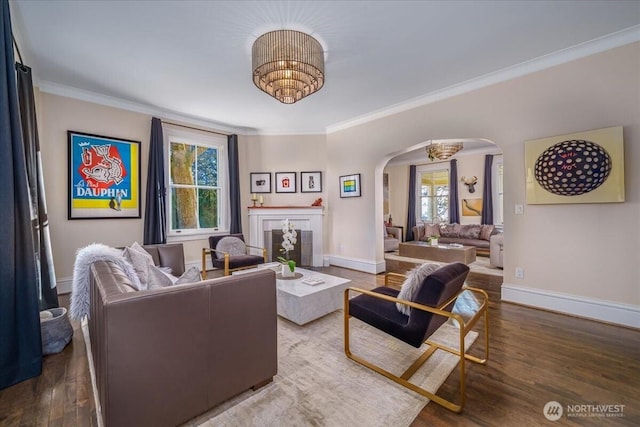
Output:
[{"xmin": 249, "ymin": 171, "xmax": 323, "ymax": 194}]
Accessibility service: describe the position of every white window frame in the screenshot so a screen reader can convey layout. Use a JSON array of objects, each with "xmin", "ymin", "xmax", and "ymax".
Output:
[
  {"xmin": 492, "ymin": 155, "xmax": 504, "ymax": 227},
  {"xmin": 415, "ymin": 163, "xmax": 450, "ymax": 224},
  {"xmin": 164, "ymin": 126, "xmax": 229, "ymax": 241}
]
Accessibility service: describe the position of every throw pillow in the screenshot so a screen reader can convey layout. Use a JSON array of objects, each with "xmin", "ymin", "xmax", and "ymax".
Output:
[
  {"xmin": 480, "ymin": 224, "xmax": 495, "ymax": 241},
  {"xmin": 396, "ymin": 263, "xmax": 441, "ymax": 316},
  {"xmin": 459, "ymin": 224, "xmax": 482, "ymax": 240},
  {"xmin": 122, "ymin": 244, "xmax": 154, "ymax": 290},
  {"xmin": 425, "ymin": 224, "xmax": 440, "ymax": 238},
  {"xmin": 175, "ymin": 266, "xmax": 202, "ymax": 285},
  {"xmin": 147, "ymin": 264, "xmax": 174, "ymax": 289},
  {"xmin": 215, "ymin": 236, "xmax": 246, "ymax": 259},
  {"xmin": 439, "ymin": 223, "xmax": 460, "ymax": 238}
]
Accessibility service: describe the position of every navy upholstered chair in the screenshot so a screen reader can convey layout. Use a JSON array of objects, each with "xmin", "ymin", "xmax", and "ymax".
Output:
[
  {"xmin": 201, "ymin": 234, "xmax": 267, "ymax": 278},
  {"xmin": 344, "ymin": 262, "xmax": 489, "ymax": 413}
]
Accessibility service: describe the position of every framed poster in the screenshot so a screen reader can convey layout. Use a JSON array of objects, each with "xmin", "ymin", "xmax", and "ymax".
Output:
[
  {"xmin": 462, "ymin": 198, "xmax": 483, "ymax": 216},
  {"xmin": 301, "ymin": 171, "xmax": 322, "ymax": 193},
  {"xmin": 340, "ymin": 173, "xmax": 361, "ymax": 198},
  {"xmin": 250, "ymin": 172, "xmax": 271, "ymax": 193},
  {"xmin": 275, "ymin": 172, "xmax": 297, "ymax": 193},
  {"xmin": 68, "ymin": 131, "xmax": 141, "ymax": 219},
  {"xmin": 525, "ymin": 126, "xmax": 624, "ymax": 204}
]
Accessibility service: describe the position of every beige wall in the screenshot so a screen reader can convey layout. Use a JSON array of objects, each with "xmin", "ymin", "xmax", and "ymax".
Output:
[{"xmin": 327, "ymin": 42, "xmax": 640, "ymax": 309}]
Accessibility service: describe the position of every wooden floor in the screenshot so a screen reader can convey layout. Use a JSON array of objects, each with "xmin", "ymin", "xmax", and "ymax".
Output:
[{"xmin": 1, "ymin": 266, "xmax": 638, "ymax": 426}]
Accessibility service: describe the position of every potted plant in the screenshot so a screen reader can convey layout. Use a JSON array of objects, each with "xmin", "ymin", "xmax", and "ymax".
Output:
[
  {"xmin": 427, "ymin": 235, "xmax": 439, "ymax": 246},
  {"xmin": 277, "ymin": 219, "xmax": 297, "ymax": 277}
]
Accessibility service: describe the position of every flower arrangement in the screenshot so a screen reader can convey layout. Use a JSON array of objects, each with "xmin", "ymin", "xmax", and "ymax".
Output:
[{"xmin": 277, "ymin": 219, "xmax": 297, "ymax": 272}]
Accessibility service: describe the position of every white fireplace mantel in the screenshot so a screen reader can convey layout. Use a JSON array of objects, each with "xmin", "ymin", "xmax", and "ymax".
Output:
[{"xmin": 248, "ymin": 206, "xmax": 324, "ymax": 266}]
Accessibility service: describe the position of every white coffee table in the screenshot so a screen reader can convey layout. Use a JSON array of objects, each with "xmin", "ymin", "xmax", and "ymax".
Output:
[{"xmin": 275, "ymin": 267, "xmax": 351, "ymax": 325}]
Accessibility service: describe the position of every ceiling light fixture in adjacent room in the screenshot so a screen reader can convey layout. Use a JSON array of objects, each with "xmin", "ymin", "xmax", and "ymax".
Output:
[
  {"xmin": 252, "ymin": 30, "xmax": 325, "ymax": 104},
  {"xmin": 426, "ymin": 141, "xmax": 464, "ymax": 161}
]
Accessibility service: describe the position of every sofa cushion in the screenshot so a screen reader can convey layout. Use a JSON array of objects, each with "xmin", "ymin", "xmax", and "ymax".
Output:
[
  {"xmin": 147, "ymin": 264, "xmax": 174, "ymax": 289},
  {"xmin": 439, "ymin": 223, "xmax": 460, "ymax": 237},
  {"xmin": 122, "ymin": 243, "xmax": 154, "ymax": 290},
  {"xmin": 215, "ymin": 236, "xmax": 246, "ymax": 259},
  {"xmin": 425, "ymin": 224, "xmax": 440, "ymax": 238},
  {"xmin": 459, "ymin": 224, "xmax": 482, "ymax": 239},
  {"xmin": 175, "ymin": 266, "xmax": 202, "ymax": 285},
  {"xmin": 396, "ymin": 263, "xmax": 441, "ymax": 316},
  {"xmin": 480, "ymin": 224, "xmax": 495, "ymax": 241}
]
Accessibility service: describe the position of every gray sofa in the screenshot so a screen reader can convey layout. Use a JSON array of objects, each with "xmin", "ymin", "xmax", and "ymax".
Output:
[
  {"xmin": 87, "ymin": 243, "xmax": 277, "ymax": 427},
  {"xmin": 412, "ymin": 223, "xmax": 500, "ymax": 256},
  {"xmin": 384, "ymin": 226, "xmax": 402, "ymax": 252}
]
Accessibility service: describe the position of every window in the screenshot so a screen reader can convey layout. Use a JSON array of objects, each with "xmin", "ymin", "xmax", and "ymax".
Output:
[
  {"xmin": 165, "ymin": 127, "xmax": 228, "ymax": 237},
  {"xmin": 418, "ymin": 168, "xmax": 449, "ymax": 223},
  {"xmin": 492, "ymin": 156, "xmax": 504, "ymax": 225}
]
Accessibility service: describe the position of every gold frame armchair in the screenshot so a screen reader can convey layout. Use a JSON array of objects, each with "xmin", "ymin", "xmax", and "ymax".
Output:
[
  {"xmin": 344, "ymin": 263, "xmax": 489, "ymax": 413},
  {"xmin": 201, "ymin": 234, "xmax": 267, "ymax": 278}
]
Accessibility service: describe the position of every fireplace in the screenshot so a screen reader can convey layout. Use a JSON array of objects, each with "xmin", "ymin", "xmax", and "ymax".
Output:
[{"xmin": 248, "ymin": 206, "xmax": 324, "ymax": 267}]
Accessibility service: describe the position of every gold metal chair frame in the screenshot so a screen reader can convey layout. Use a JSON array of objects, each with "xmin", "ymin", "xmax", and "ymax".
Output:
[
  {"xmin": 343, "ymin": 272, "xmax": 489, "ymax": 413},
  {"xmin": 201, "ymin": 246, "xmax": 267, "ymax": 278}
]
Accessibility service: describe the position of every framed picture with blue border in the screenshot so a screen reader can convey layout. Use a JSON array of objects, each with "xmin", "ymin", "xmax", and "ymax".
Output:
[
  {"xmin": 339, "ymin": 173, "xmax": 361, "ymax": 198},
  {"xmin": 68, "ymin": 131, "xmax": 141, "ymax": 219}
]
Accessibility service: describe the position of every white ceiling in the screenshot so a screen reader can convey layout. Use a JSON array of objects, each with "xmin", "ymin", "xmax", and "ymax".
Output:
[{"xmin": 10, "ymin": 0, "xmax": 640, "ymax": 135}]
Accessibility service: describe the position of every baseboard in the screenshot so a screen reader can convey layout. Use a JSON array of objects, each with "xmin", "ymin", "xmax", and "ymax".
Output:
[
  {"xmin": 57, "ymin": 257, "xmax": 208, "ymax": 296},
  {"xmin": 328, "ymin": 255, "xmax": 385, "ymax": 274},
  {"xmin": 502, "ymin": 283, "xmax": 640, "ymax": 329}
]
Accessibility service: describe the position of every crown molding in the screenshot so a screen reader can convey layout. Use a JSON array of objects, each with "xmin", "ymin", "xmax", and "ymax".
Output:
[
  {"xmin": 326, "ymin": 25, "xmax": 640, "ymax": 134},
  {"xmin": 36, "ymin": 80, "xmax": 249, "ymax": 135}
]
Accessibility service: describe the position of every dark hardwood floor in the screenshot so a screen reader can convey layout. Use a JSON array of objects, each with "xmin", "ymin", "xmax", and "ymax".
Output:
[{"xmin": 1, "ymin": 266, "xmax": 638, "ymax": 426}]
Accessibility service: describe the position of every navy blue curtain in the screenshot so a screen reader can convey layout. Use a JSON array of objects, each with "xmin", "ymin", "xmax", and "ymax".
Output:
[
  {"xmin": 143, "ymin": 117, "xmax": 166, "ymax": 244},
  {"xmin": 228, "ymin": 134, "xmax": 242, "ymax": 234},
  {"xmin": 1, "ymin": 0, "xmax": 43, "ymax": 389},
  {"xmin": 449, "ymin": 159, "xmax": 460, "ymax": 223},
  {"xmin": 16, "ymin": 63, "xmax": 58, "ymax": 310},
  {"xmin": 405, "ymin": 165, "xmax": 417, "ymax": 241},
  {"xmin": 481, "ymin": 154, "xmax": 494, "ymax": 225}
]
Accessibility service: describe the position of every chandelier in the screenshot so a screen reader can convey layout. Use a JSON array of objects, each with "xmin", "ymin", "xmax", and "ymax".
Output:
[
  {"xmin": 252, "ymin": 30, "xmax": 325, "ymax": 104},
  {"xmin": 426, "ymin": 141, "xmax": 463, "ymax": 161}
]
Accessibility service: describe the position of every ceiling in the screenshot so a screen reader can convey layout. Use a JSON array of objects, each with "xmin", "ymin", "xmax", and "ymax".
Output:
[{"xmin": 10, "ymin": 1, "xmax": 640, "ymax": 135}]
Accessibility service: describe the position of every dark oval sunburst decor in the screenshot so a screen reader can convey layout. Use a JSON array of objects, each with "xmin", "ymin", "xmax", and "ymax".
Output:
[{"xmin": 534, "ymin": 139, "xmax": 611, "ymax": 196}]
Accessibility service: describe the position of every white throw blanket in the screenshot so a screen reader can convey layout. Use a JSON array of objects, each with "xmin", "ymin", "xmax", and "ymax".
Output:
[{"xmin": 70, "ymin": 243, "xmax": 141, "ymax": 320}]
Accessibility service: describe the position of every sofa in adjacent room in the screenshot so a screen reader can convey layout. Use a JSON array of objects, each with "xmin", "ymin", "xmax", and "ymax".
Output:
[
  {"xmin": 412, "ymin": 223, "xmax": 500, "ymax": 256},
  {"xmin": 86, "ymin": 244, "xmax": 277, "ymax": 427},
  {"xmin": 384, "ymin": 226, "xmax": 403, "ymax": 252}
]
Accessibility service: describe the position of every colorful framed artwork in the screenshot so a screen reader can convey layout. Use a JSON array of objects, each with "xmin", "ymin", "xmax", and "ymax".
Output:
[
  {"xmin": 301, "ymin": 171, "xmax": 322, "ymax": 193},
  {"xmin": 340, "ymin": 173, "xmax": 361, "ymax": 198},
  {"xmin": 275, "ymin": 172, "xmax": 297, "ymax": 193},
  {"xmin": 525, "ymin": 126, "xmax": 625, "ymax": 204},
  {"xmin": 250, "ymin": 172, "xmax": 271, "ymax": 193},
  {"xmin": 68, "ymin": 131, "xmax": 141, "ymax": 219},
  {"xmin": 462, "ymin": 198, "xmax": 483, "ymax": 216}
]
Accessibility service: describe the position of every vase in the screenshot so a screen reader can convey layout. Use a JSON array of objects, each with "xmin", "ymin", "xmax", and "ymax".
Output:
[{"xmin": 281, "ymin": 264, "xmax": 295, "ymax": 277}]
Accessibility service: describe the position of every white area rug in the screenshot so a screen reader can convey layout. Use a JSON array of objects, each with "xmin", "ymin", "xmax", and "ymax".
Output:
[
  {"xmin": 385, "ymin": 252, "xmax": 503, "ymax": 277},
  {"xmin": 185, "ymin": 311, "xmax": 477, "ymax": 427}
]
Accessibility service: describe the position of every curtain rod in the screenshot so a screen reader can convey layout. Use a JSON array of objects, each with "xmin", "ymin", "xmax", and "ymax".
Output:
[{"xmin": 161, "ymin": 120, "xmax": 230, "ymax": 137}]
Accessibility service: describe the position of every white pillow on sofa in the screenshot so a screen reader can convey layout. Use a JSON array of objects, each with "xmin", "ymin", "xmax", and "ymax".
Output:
[
  {"xmin": 148, "ymin": 265, "xmax": 202, "ymax": 289},
  {"xmin": 396, "ymin": 263, "xmax": 441, "ymax": 316},
  {"xmin": 122, "ymin": 242, "xmax": 154, "ymax": 290}
]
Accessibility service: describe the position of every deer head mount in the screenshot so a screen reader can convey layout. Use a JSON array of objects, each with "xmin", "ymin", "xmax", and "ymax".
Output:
[{"xmin": 461, "ymin": 176, "xmax": 478, "ymax": 193}]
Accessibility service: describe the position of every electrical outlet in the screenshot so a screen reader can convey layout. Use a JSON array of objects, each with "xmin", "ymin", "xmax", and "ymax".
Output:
[
  {"xmin": 515, "ymin": 267, "xmax": 524, "ymax": 279},
  {"xmin": 515, "ymin": 204, "xmax": 524, "ymax": 215}
]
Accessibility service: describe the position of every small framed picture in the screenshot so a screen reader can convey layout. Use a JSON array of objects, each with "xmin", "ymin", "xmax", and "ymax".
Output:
[
  {"xmin": 340, "ymin": 173, "xmax": 361, "ymax": 198},
  {"xmin": 301, "ymin": 171, "xmax": 322, "ymax": 193},
  {"xmin": 250, "ymin": 172, "xmax": 271, "ymax": 193},
  {"xmin": 275, "ymin": 172, "xmax": 297, "ymax": 193}
]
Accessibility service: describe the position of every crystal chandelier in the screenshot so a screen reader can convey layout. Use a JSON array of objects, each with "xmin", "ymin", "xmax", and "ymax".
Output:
[
  {"xmin": 252, "ymin": 30, "xmax": 325, "ymax": 104},
  {"xmin": 426, "ymin": 142, "xmax": 463, "ymax": 161}
]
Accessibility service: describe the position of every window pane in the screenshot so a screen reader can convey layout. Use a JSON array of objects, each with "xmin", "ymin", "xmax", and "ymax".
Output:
[
  {"xmin": 171, "ymin": 187, "xmax": 197, "ymax": 229},
  {"xmin": 197, "ymin": 147, "xmax": 218, "ymax": 186},
  {"xmin": 198, "ymin": 188, "xmax": 218, "ymax": 229},
  {"xmin": 170, "ymin": 143, "xmax": 195, "ymax": 185}
]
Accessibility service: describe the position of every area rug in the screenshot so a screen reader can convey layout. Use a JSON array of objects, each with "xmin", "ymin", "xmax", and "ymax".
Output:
[
  {"xmin": 184, "ymin": 311, "xmax": 478, "ymax": 427},
  {"xmin": 385, "ymin": 252, "xmax": 503, "ymax": 277}
]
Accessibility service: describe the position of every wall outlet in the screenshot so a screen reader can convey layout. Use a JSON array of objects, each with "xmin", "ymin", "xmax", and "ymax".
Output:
[
  {"xmin": 515, "ymin": 267, "xmax": 524, "ymax": 279},
  {"xmin": 515, "ymin": 204, "xmax": 524, "ymax": 215}
]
